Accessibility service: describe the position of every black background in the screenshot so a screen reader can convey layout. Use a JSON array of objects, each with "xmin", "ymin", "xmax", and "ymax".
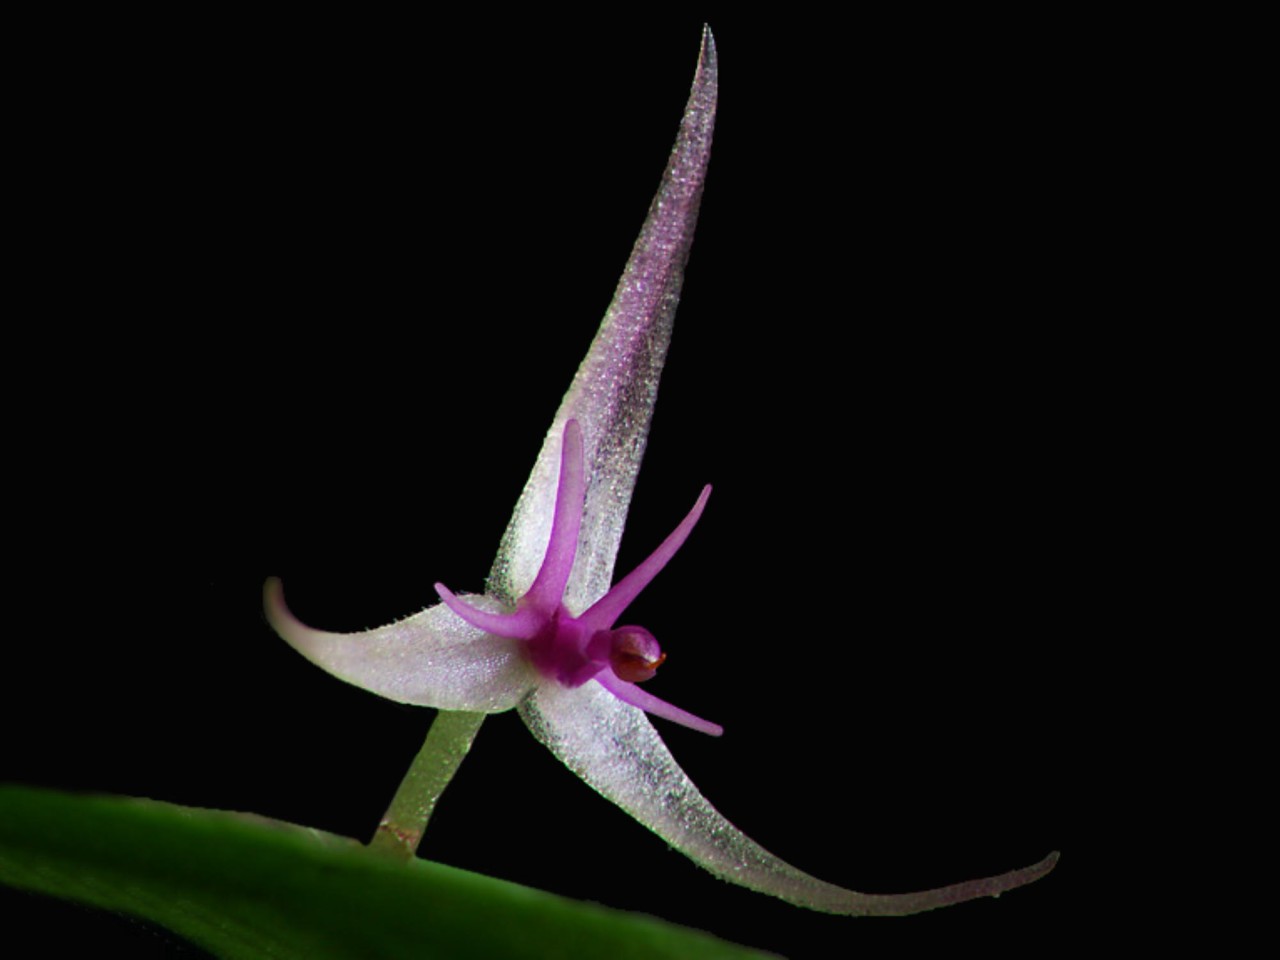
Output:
[{"xmin": 3, "ymin": 12, "xmax": 1097, "ymax": 958}]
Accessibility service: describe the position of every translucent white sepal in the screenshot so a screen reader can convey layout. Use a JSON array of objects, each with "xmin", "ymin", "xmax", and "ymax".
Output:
[
  {"xmin": 520, "ymin": 680, "xmax": 1058, "ymax": 915},
  {"xmin": 487, "ymin": 27, "xmax": 718, "ymax": 612},
  {"xmin": 521, "ymin": 679, "xmax": 871, "ymax": 904},
  {"xmin": 266, "ymin": 579, "xmax": 538, "ymax": 712}
]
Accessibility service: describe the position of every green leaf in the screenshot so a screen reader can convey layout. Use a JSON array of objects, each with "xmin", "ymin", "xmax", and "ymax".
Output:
[{"xmin": 0, "ymin": 785, "xmax": 777, "ymax": 960}]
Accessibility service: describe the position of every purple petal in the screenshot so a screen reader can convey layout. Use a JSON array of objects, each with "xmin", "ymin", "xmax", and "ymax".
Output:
[
  {"xmin": 433, "ymin": 582, "xmax": 544, "ymax": 640},
  {"xmin": 595, "ymin": 669, "xmax": 722, "ymax": 737},
  {"xmin": 488, "ymin": 27, "xmax": 718, "ymax": 613},
  {"xmin": 520, "ymin": 681, "xmax": 1058, "ymax": 915},
  {"xmin": 578, "ymin": 484, "xmax": 710, "ymax": 633},
  {"xmin": 266, "ymin": 578, "xmax": 538, "ymax": 712},
  {"xmin": 521, "ymin": 419, "xmax": 585, "ymax": 613}
]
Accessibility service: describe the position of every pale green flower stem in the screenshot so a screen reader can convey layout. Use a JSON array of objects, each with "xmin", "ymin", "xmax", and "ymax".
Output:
[{"xmin": 369, "ymin": 710, "xmax": 486, "ymax": 860}]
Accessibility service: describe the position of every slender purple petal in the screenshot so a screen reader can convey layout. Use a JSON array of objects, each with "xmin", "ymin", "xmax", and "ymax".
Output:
[
  {"xmin": 433, "ymin": 583, "xmax": 544, "ymax": 640},
  {"xmin": 265, "ymin": 579, "xmax": 537, "ymax": 711},
  {"xmin": 579, "ymin": 485, "xmax": 711, "ymax": 632},
  {"xmin": 595, "ymin": 670, "xmax": 723, "ymax": 737},
  {"xmin": 489, "ymin": 27, "xmax": 717, "ymax": 612},
  {"xmin": 520, "ymin": 681, "xmax": 1058, "ymax": 915},
  {"xmin": 521, "ymin": 419, "xmax": 585, "ymax": 613}
]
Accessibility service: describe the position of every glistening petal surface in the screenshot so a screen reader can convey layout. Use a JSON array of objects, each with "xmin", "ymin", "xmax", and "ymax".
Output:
[
  {"xmin": 520, "ymin": 681, "xmax": 1059, "ymax": 915},
  {"xmin": 266, "ymin": 579, "xmax": 538, "ymax": 712},
  {"xmin": 488, "ymin": 28, "xmax": 717, "ymax": 612}
]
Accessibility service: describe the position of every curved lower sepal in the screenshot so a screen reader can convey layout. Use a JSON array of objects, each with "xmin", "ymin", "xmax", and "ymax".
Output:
[{"xmin": 519, "ymin": 680, "xmax": 1057, "ymax": 915}]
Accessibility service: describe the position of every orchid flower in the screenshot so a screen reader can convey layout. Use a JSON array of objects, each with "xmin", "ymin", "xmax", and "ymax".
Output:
[
  {"xmin": 267, "ymin": 416, "xmax": 717, "ymax": 735},
  {"xmin": 265, "ymin": 27, "xmax": 1057, "ymax": 915}
]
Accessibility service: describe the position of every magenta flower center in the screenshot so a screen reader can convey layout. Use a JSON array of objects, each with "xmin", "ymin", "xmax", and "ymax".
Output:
[{"xmin": 433, "ymin": 419, "xmax": 721, "ymax": 736}]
